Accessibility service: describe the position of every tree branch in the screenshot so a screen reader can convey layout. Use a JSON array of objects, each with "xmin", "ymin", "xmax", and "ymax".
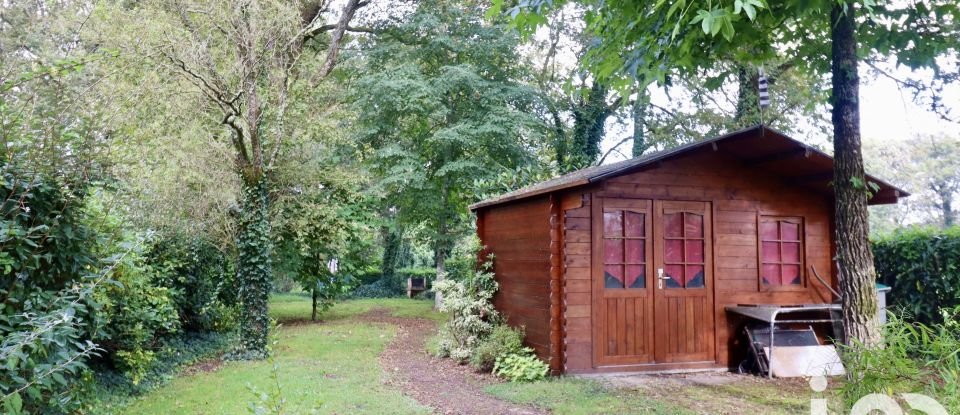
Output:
[{"xmin": 315, "ymin": 0, "xmax": 367, "ymax": 80}]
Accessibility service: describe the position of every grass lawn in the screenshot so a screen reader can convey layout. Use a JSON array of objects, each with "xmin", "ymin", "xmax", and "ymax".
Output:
[
  {"xmin": 119, "ymin": 294, "xmax": 823, "ymax": 415},
  {"xmin": 119, "ymin": 295, "xmax": 439, "ymax": 415}
]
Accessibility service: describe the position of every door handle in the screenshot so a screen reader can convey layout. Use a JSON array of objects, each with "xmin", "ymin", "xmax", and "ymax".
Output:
[{"xmin": 658, "ymin": 268, "xmax": 667, "ymax": 289}]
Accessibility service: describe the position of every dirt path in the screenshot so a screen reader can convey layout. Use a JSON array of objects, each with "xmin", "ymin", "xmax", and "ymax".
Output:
[{"xmin": 357, "ymin": 309, "xmax": 547, "ymax": 415}]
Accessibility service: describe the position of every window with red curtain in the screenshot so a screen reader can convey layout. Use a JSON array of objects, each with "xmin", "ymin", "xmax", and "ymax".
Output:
[
  {"xmin": 759, "ymin": 217, "xmax": 803, "ymax": 287},
  {"xmin": 603, "ymin": 210, "xmax": 647, "ymax": 289}
]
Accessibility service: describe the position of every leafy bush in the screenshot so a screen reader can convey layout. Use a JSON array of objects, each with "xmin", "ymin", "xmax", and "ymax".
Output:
[
  {"xmin": 873, "ymin": 226, "xmax": 960, "ymax": 325},
  {"xmin": 146, "ymin": 233, "xmax": 237, "ymax": 332},
  {"xmin": 0, "ymin": 164, "xmax": 102, "ymax": 414},
  {"xmin": 351, "ymin": 279, "xmax": 404, "ymax": 299},
  {"xmin": 93, "ymin": 257, "xmax": 180, "ymax": 384},
  {"xmin": 90, "ymin": 330, "xmax": 235, "ymax": 410},
  {"xmin": 470, "ymin": 324, "xmax": 525, "ymax": 372},
  {"xmin": 397, "ymin": 267, "xmax": 436, "ymax": 280},
  {"xmin": 493, "ymin": 348, "xmax": 549, "ymax": 382},
  {"xmin": 434, "ymin": 255, "xmax": 500, "ymax": 362},
  {"xmin": 839, "ymin": 307, "xmax": 960, "ymax": 412}
]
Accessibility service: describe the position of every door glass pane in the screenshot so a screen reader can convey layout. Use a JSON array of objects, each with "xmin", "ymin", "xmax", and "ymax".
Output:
[
  {"xmin": 762, "ymin": 264, "xmax": 781, "ymax": 286},
  {"xmin": 760, "ymin": 221, "xmax": 778, "ymax": 240},
  {"xmin": 665, "ymin": 239, "xmax": 683, "ymax": 262},
  {"xmin": 626, "ymin": 265, "xmax": 645, "ymax": 289},
  {"xmin": 781, "ymin": 221, "xmax": 800, "ymax": 241},
  {"xmin": 783, "ymin": 265, "xmax": 801, "ymax": 285},
  {"xmin": 684, "ymin": 213, "xmax": 703, "ymax": 238},
  {"xmin": 782, "ymin": 242, "xmax": 800, "ymax": 263},
  {"xmin": 761, "ymin": 242, "xmax": 780, "ymax": 262},
  {"xmin": 665, "ymin": 213, "xmax": 682, "ymax": 237},
  {"xmin": 625, "ymin": 211, "xmax": 645, "ymax": 237},
  {"xmin": 685, "ymin": 265, "xmax": 705, "ymax": 288},
  {"xmin": 604, "ymin": 265, "xmax": 624, "ymax": 288},
  {"xmin": 603, "ymin": 211, "xmax": 623, "ymax": 237},
  {"xmin": 625, "ymin": 239, "xmax": 645, "ymax": 263},
  {"xmin": 684, "ymin": 240, "xmax": 704, "ymax": 263},
  {"xmin": 604, "ymin": 239, "xmax": 623, "ymax": 264},
  {"xmin": 664, "ymin": 265, "xmax": 683, "ymax": 288}
]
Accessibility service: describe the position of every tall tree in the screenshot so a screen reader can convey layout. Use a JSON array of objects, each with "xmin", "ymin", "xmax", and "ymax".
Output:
[
  {"xmin": 99, "ymin": 0, "xmax": 369, "ymax": 358},
  {"xmin": 497, "ymin": 0, "xmax": 960, "ymax": 344},
  {"xmin": 353, "ymin": 0, "xmax": 548, "ymax": 307}
]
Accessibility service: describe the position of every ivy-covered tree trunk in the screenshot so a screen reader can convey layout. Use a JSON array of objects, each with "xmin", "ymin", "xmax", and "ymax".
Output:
[
  {"xmin": 831, "ymin": 1, "xmax": 880, "ymax": 347},
  {"xmin": 631, "ymin": 89, "xmax": 649, "ymax": 157},
  {"xmin": 380, "ymin": 224, "xmax": 401, "ymax": 285},
  {"xmin": 734, "ymin": 65, "xmax": 760, "ymax": 125},
  {"xmin": 236, "ymin": 176, "xmax": 273, "ymax": 358},
  {"xmin": 568, "ymin": 82, "xmax": 612, "ymax": 170}
]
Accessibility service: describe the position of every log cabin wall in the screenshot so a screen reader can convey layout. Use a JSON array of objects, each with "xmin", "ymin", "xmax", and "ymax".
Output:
[
  {"xmin": 477, "ymin": 195, "xmax": 554, "ymax": 363},
  {"xmin": 560, "ymin": 147, "xmax": 837, "ymax": 372}
]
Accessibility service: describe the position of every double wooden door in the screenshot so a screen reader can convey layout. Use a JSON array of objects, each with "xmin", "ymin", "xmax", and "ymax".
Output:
[{"xmin": 592, "ymin": 198, "xmax": 715, "ymax": 367}]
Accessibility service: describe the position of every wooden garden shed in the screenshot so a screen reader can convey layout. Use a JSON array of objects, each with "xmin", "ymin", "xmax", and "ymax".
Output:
[{"xmin": 470, "ymin": 125, "xmax": 906, "ymax": 374}]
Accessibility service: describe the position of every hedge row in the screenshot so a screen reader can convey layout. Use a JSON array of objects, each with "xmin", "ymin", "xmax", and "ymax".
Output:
[{"xmin": 873, "ymin": 226, "xmax": 960, "ymax": 325}]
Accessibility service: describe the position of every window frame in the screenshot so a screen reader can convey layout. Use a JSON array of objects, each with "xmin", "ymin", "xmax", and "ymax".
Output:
[
  {"xmin": 757, "ymin": 215, "xmax": 806, "ymax": 292},
  {"xmin": 601, "ymin": 208, "xmax": 649, "ymax": 289}
]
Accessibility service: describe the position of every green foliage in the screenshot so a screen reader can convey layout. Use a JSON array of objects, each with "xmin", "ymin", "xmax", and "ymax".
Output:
[
  {"xmin": 350, "ymin": 279, "xmax": 403, "ymax": 299},
  {"xmin": 470, "ymin": 324, "xmax": 525, "ymax": 372},
  {"xmin": 492, "ymin": 348, "xmax": 549, "ymax": 382},
  {"xmin": 146, "ymin": 233, "xmax": 237, "ymax": 333},
  {"xmin": 498, "ymin": 0, "xmax": 959, "ymax": 93},
  {"xmin": 839, "ymin": 309, "xmax": 960, "ymax": 412},
  {"xmin": 354, "ymin": 0, "xmax": 550, "ymax": 266},
  {"xmin": 91, "ymin": 331, "xmax": 235, "ymax": 405},
  {"xmin": 873, "ymin": 226, "xmax": 960, "ymax": 325},
  {"xmin": 234, "ymin": 179, "xmax": 274, "ymax": 360},
  {"xmin": 0, "ymin": 164, "xmax": 102, "ymax": 414},
  {"xmin": 0, "ymin": 164, "xmax": 97, "ymax": 296},
  {"xmin": 94, "ymin": 263, "xmax": 180, "ymax": 385},
  {"xmin": 434, "ymin": 257, "xmax": 501, "ymax": 362}
]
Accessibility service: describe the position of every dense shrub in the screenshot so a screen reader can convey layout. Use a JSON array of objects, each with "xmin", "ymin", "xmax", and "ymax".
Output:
[
  {"xmin": 90, "ymin": 330, "xmax": 235, "ymax": 411},
  {"xmin": 492, "ymin": 348, "xmax": 549, "ymax": 382},
  {"xmin": 469, "ymin": 324, "xmax": 525, "ymax": 372},
  {"xmin": 0, "ymin": 165, "xmax": 102, "ymax": 414},
  {"xmin": 146, "ymin": 233, "xmax": 238, "ymax": 332},
  {"xmin": 839, "ymin": 307, "xmax": 960, "ymax": 412},
  {"xmin": 873, "ymin": 227, "xmax": 960, "ymax": 325},
  {"xmin": 351, "ymin": 279, "xmax": 403, "ymax": 299},
  {"xmin": 434, "ymin": 255, "xmax": 501, "ymax": 362}
]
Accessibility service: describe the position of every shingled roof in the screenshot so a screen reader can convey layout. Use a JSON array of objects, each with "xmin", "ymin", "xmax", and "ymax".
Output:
[{"xmin": 470, "ymin": 125, "xmax": 908, "ymax": 210}]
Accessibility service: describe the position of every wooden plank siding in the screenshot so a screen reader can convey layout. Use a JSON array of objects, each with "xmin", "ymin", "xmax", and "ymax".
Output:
[
  {"xmin": 560, "ymin": 147, "xmax": 837, "ymax": 372},
  {"xmin": 478, "ymin": 195, "xmax": 555, "ymax": 365},
  {"xmin": 561, "ymin": 193, "xmax": 593, "ymax": 372}
]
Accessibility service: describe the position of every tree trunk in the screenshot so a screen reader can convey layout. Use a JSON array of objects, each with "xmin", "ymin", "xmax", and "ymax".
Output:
[
  {"xmin": 236, "ymin": 175, "xmax": 273, "ymax": 359},
  {"xmin": 734, "ymin": 65, "xmax": 760, "ymax": 125},
  {"xmin": 632, "ymin": 88, "xmax": 649, "ymax": 157},
  {"xmin": 831, "ymin": 1, "xmax": 880, "ymax": 347},
  {"xmin": 311, "ymin": 285, "xmax": 318, "ymax": 321},
  {"xmin": 570, "ymin": 82, "xmax": 611, "ymax": 169},
  {"xmin": 434, "ymin": 247, "xmax": 446, "ymax": 309},
  {"xmin": 380, "ymin": 224, "xmax": 401, "ymax": 284},
  {"xmin": 434, "ymin": 205, "xmax": 449, "ymax": 309},
  {"xmin": 941, "ymin": 192, "xmax": 955, "ymax": 227}
]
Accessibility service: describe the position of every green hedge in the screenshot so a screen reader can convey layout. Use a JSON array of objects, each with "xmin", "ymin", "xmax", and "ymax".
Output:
[
  {"xmin": 873, "ymin": 227, "xmax": 960, "ymax": 325},
  {"xmin": 397, "ymin": 267, "xmax": 436, "ymax": 280}
]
